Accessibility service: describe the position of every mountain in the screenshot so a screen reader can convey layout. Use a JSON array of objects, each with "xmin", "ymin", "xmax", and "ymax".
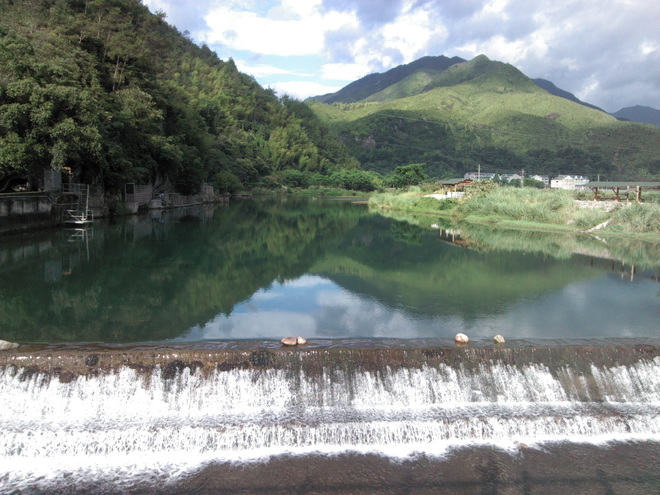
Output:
[
  {"xmin": 611, "ymin": 105, "xmax": 660, "ymax": 126},
  {"xmin": 314, "ymin": 56, "xmax": 466, "ymax": 104},
  {"xmin": 0, "ymin": 0, "xmax": 357, "ymax": 195},
  {"xmin": 308, "ymin": 55, "xmax": 660, "ymax": 180},
  {"xmin": 532, "ymin": 79, "xmax": 605, "ymax": 113}
]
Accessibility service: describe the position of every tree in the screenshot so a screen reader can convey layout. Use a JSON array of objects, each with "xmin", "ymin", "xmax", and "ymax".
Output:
[{"xmin": 386, "ymin": 163, "xmax": 428, "ymax": 187}]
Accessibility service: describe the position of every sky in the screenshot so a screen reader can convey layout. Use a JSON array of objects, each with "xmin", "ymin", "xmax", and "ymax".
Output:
[{"xmin": 143, "ymin": 0, "xmax": 659, "ymax": 113}]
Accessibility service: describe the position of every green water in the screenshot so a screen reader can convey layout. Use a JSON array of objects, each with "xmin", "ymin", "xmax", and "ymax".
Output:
[{"xmin": 0, "ymin": 197, "xmax": 658, "ymax": 343}]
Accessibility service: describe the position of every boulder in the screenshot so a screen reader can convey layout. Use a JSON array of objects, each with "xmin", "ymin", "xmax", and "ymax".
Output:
[
  {"xmin": 296, "ymin": 337, "xmax": 307, "ymax": 345},
  {"xmin": 454, "ymin": 333, "xmax": 469, "ymax": 344},
  {"xmin": 281, "ymin": 337, "xmax": 298, "ymax": 346},
  {"xmin": 494, "ymin": 334, "xmax": 506, "ymax": 344},
  {"xmin": 0, "ymin": 339, "xmax": 19, "ymax": 351}
]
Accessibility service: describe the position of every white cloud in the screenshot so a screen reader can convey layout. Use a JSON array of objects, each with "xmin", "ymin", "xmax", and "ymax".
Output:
[
  {"xmin": 380, "ymin": 8, "xmax": 448, "ymax": 62},
  {"xmin": 203, "ymin": 2, "xmax": 357, "ymax": 57},
  {"xmin": 199, "ymin": 311, "xmax": 317, "ymax": 339},
  {"xmin": 321, "ymin": 63, "xmax": 371, "ymax": 81},
  {"xmin": 234, "ymin": 60, "xmax": 309, "ymax": 78},
  {"xmin": 270, "ymin": 80, "xmax": 343, "ymax": 99},
  {"xmin": 639, "ymin": 41, "xmax": 658, "ymax": 56},
  {"xmin": 456, "ymin": 34, "xmax": 547, "ymax": 65},
  {"xmin": 284, "ymin": 275, "xmax": 330, "ymax": 288}
]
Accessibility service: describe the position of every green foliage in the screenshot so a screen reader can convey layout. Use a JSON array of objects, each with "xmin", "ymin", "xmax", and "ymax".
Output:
[
  {"xmin": 213, "ymin": 170, "xmax": 242, "ymax": 194},
  {"xmin": 0, "ymin": 0, "xmax": 357, "ymax": 191},
  {"xmin": 278, "ymin": 169, "xmax": 311, "ymax": 188},
  {"xmin": 522, "ymin": 178, "xmax": 545, "ymax": 189},
  {"xmin": 385, "ymin": 163, "xmax": 429, "ymax": 187},
  {"xmin": 328, "ymin": 169, "xmax": 379, "ymax": 191}
]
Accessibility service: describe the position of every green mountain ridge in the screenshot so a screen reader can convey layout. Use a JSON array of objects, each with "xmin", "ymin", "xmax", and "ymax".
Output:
[
  {"xmin": 314, "ymin": 55, "xmax": 466, "ymax": 104},
  {"xmin": 309, "ymin": 55, "xmax": 660, "ymax": 180}
]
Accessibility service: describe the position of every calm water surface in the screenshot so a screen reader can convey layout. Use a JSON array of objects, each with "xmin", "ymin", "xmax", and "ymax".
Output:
[{"xmin": 1, "ymin": 197, "xmax": 658, "ymax": 344}]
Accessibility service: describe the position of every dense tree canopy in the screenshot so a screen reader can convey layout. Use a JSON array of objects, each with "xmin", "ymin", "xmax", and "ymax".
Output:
[{"xmin": 0, "ymin": 0, "xmax": 358, "ymax": 194}]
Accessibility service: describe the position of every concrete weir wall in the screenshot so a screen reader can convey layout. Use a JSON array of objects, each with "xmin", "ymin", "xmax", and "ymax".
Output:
[
  {"xmin": 0, "ymin": 343, "xmax": 657, "ymax": 382},
  {"xmin": 0, "ymin": 194, "xmax": 57, "ymax": 234}
]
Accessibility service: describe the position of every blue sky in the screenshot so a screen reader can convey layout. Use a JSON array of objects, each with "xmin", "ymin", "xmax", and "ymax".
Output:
[{"xmin": 143, "ymin": 0, "xmax": 659, "ymax": 112}]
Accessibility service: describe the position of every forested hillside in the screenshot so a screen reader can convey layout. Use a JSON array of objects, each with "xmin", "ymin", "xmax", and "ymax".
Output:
[
  {"xmin": 0, "ymin": 0, "xmax": 358, "ymax": 195},
  {"xmin": 309, "ymin": 55, "xmax": 660, "ymax": 180}
]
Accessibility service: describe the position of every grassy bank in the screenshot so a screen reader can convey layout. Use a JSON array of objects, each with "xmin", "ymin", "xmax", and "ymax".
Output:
[{"xmin": 369, "ymin": 186, "xmax": 660, "ymax": 240}]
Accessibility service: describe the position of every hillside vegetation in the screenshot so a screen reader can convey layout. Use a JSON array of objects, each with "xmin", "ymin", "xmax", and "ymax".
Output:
[
  {"xmin": 309, "ymin": 55, "xmax": 660, "ymax": 180},
  {"xmin": 0, "ymin": 0, "xmax": 358, "ymax": 195}
]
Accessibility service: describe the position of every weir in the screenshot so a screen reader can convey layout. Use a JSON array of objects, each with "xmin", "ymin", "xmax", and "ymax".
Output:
[{"xmin": 0, "ymin": 341, "xmax": 659, "ymax": 492}]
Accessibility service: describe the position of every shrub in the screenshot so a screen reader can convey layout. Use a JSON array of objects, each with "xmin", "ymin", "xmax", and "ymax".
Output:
[
  {"xmin": 213, "ymin": 170, "xmax": 243, "ymax": 194},
  {"xmin": 279, "ymin": 169, "xmax": 311, "ymax": 188},
  {"xmin": 257, "ymin": 175, "xmax": 280, "ymax": 189},
  {"xmin": 309, "ymin": 173, "xmax": 331, "ymax": 187},
  {"xmin": 328, "ymin": 170, "xmax": 377, "ymax": 191}
]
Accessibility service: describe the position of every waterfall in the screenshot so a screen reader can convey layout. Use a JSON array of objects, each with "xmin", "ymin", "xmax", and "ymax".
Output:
[{"xmin": 0, "ymin": 346, "xmax": 658, "ymax": 491}]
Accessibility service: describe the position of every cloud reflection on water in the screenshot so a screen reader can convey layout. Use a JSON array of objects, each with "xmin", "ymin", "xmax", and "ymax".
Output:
[{"xmin": 178, "ymin": 272, "xmax": 659, "ymax": 342}]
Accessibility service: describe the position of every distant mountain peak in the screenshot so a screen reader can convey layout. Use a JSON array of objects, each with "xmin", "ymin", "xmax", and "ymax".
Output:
[{"xmin": 611, "ymin": 105, "xmax": 660, "ymax": 126}]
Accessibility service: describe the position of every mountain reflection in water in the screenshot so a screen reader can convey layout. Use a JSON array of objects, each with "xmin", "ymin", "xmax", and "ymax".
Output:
[{"xmin": 0, "ymin": 198, "xmax": 657, "ymax": 343}]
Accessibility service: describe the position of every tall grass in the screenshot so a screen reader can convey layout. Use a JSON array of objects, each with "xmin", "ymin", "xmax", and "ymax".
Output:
[
  {"xmin": 456, "ymin": 188, "xmax": 577, "ymax": 224},
  {"xmin": 604, "ymin": 203, "xmax": 660, "ymax": 233}
]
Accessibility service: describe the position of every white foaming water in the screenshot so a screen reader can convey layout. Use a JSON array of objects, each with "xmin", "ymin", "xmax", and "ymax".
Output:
[{"xmin": 1, "ymin": 358, "xmax": 659, "ymax": 491}]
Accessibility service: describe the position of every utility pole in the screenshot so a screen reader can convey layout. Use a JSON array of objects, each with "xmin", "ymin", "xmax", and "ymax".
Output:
[
  {"xmin": 521, "ymin": 168, "xmax": 525, "ymax": 188},
  {"xmin": 478, "ymin": 164, "xmax": 481, "ymax": 181}
]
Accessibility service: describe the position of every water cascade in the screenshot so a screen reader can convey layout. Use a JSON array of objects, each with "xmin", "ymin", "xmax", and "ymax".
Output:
[{"xmin": 1, "ymin": 343, "xmax": 658, "ymax": 492}]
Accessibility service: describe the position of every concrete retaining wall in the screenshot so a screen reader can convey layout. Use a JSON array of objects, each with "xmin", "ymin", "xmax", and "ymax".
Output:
[{"xmin": 0, "ymin": 194, "xmax": 57, "ymax": 235}]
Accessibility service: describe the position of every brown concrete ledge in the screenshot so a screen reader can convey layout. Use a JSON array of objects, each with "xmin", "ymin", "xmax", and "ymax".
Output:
[{"xmin": 0, "ymin": 340, "xmax": 656, "ymax": 382}]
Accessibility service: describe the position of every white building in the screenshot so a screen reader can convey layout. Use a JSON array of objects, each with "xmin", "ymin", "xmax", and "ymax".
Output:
[{"xmin": 550, "ymin": 175, "xmax": 589, "ymax": 190}]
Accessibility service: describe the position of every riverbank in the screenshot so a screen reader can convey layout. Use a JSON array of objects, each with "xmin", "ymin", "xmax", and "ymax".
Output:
[{"xmin": 369, "ymin": 187, "xmax": 660, "ymax": 242}]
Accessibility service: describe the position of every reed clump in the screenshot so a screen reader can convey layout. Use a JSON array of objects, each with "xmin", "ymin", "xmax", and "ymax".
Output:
[
  {"xmin": 603, "ymin": 202, "xmax": 660, "ymax": 233},
  {"xmin": 456, "ymin": 187, "xmax": 577, "ymax": 224}
]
